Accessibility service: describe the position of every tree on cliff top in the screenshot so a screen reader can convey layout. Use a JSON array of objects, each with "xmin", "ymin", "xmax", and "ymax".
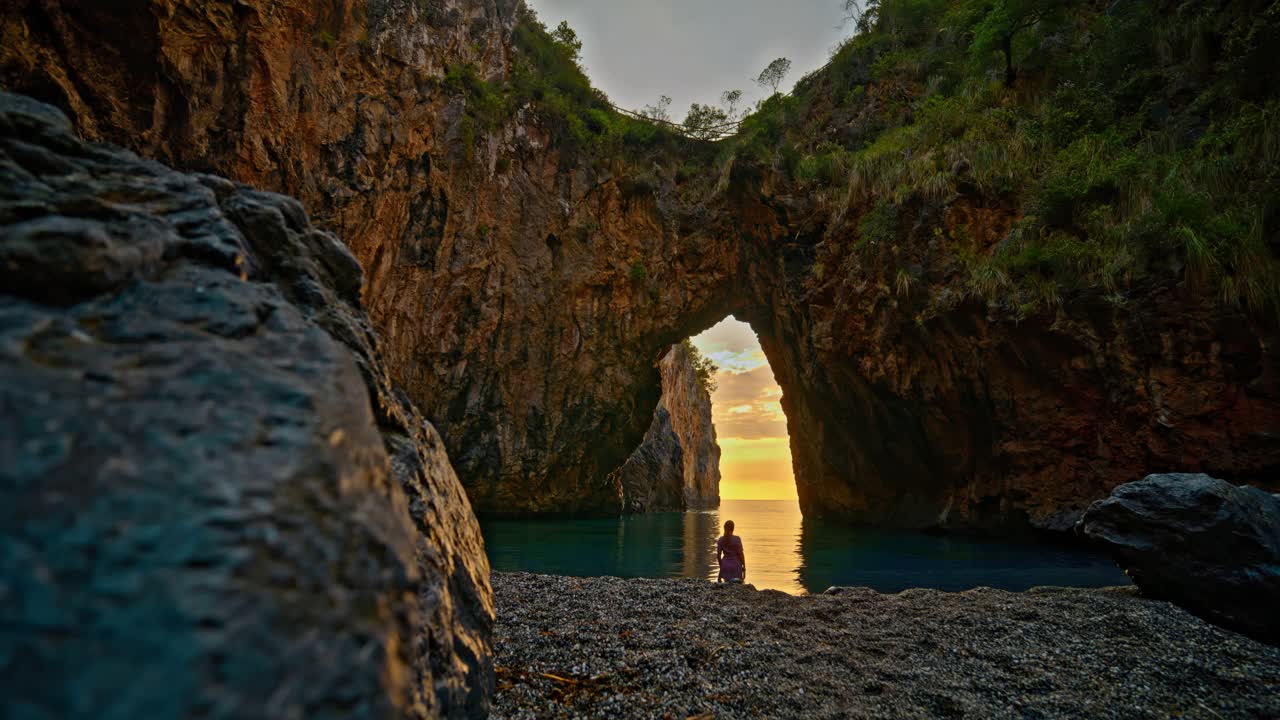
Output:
[
  {"xmin": 550, "ymin": 20, "xmax": 583, "ymax": 64},
  {"xmin": 680, "ymin": 339, "xmax": 719, "ymax": 395},
  {"xmin": 968, "ymin": 0, "xmax": 1067, "ymax": 86},
  {"xmin": 683, "ymin": 103, "xmax": 732, "ymax": 140},
  {"xmin": 756, "ymin": 57, "xmax": 792, "ymax": 95},
  {"xmin": 640, "ymin": 95, "xmax": 674, "ymax": 123},
  {"xmin": 721, "ymin": 89, "xmax": 744, "ymax": 119}
]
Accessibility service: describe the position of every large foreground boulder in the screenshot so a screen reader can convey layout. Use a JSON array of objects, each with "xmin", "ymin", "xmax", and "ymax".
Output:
[
  {"xmin": 1079, "ymin": 473, "xmax": 1280, "ymax": 643},
  {"xmin": 0, "ymin": 93, "xmax": 492, "ymax": 718}
]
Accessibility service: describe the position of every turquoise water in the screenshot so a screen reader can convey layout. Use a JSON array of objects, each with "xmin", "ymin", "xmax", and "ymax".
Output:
[{"xmin": 480, "ymin": 499, "xmax": 1128, "ymax": 595}]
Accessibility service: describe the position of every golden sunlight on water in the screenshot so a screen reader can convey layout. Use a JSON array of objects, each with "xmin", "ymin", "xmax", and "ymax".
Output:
[
  {"xmin": 483, "ymin": 496, "xmax": 1128, "ymax": 596},
  {"xmin": 690, "ymin": 317, "xmax": 798, "ymax": 502},
  {"xmin": 701, "ymin": 500, "xmax": 805, "ymax": 591}
]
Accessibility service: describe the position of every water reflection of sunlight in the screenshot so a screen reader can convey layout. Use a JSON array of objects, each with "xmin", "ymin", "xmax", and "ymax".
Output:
[
  {"xmin": 480, "ymin": 509, "xmax": 1126, "ymax": 596},
  {"xmin": 680, "ymin": 510, "xmax": 717, "ymax": 580}
]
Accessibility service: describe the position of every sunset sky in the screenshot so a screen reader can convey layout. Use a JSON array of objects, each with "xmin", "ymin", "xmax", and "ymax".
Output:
[{"xmin": 691, "ymin": 318, "xmax": 797, "ymax": 501}]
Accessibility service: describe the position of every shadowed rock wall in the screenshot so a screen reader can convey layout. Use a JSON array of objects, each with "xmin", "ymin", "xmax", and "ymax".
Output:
[
  {"xmin": 614, "ymin": 343, "xmax": 721, "ymax": 512},
  {"xmin": 0, "ymin": 0, "xmax": 737, "ymax": 516},
  {"xmin": 615, "ymin": 403, "xmax": 686, "ymax": 513},
  {"xmin": 0, "ymin": 93, "xmax": 491, "ymax": 718},
  {"xmin": 720, "ymin": 182, "xmax": 1280, "ymax": 530},
  {"xmin": 5, "ymin": 0, "xmax": 1278, "ymax": 532}
]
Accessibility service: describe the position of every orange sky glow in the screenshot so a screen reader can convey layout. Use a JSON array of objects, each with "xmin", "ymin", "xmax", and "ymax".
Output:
[{"xmin": 690, "ymin": 317, "xmax": 798, "ymax": 501}]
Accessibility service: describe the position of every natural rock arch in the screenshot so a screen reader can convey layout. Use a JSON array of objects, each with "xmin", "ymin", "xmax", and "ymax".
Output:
[{"xmin": 6, "ymin": 0, "xmax": 1277, "ymax": 534}]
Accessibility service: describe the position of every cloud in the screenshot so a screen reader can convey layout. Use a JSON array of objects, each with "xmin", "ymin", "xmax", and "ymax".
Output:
[
  {"xmin": 710, "ymin": 365, "xmax": 787, "ymax": 440},
  {"xmin": 687, "ymin": 317, "xmax": 790, "ymax": 441},
  {"xmin": 715, "ymin": 413, "xmax": 788, "ymax": 441},
  {"xmin": 527, "ymin": 0, "xmax": 851, "ymax": 118},
  {"xmin": 712, "ymin": 365, "xmax": 777, "ymax": 405},
  {"xmin": 691, "ymin": 316, "xmax": 760, "ymax": 357},
  {"xmin": 705, "ymin": 349, "xmax": 768, "ymax": 373}
]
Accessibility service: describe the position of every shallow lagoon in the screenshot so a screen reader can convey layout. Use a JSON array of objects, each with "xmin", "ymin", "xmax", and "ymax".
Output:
[{"xmin": 481, "ymin": 499, "xmax": 1128, "ymax": 594}]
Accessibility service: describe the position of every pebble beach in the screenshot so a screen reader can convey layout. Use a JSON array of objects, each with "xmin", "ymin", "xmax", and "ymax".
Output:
[{"xmin": 492, "ymin": 572, "xmax": 1280, "ymax": 719}]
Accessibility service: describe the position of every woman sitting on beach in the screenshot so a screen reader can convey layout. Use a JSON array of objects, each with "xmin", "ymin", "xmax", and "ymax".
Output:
[{"xmin": 716, "ymin": 520, "xmax": 746, "ymax": 583}]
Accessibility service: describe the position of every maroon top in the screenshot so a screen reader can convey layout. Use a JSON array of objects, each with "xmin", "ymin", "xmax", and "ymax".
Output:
[{"xmin": 717, "ymin": 535, "xmax": 744, "ymax": 581}]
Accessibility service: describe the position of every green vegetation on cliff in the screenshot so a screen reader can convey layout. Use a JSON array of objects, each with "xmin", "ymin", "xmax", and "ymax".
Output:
[
  {"xmin": 680, "ymin": 338, "xmax": 720, "ymax": 395},
  {"xmin": 730, "ymin": 0, "xmax": 1280, "ymax": 317},
  {"xmin": 444, "ymin": 6, "xmax": 692, "ymax": 161},
  {"xmin": 444, "ymin": 0, "xmax": 1279, "ymax": 318}
]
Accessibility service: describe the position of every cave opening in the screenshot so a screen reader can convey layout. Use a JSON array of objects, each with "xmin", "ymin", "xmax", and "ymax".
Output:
[
  {"xmin": 687, "ymin": 316, "xmax": 797, "ymax": 507},
  {"xmin": 679, "ymin": 315, "xmax": 806, "ymax": 593}
]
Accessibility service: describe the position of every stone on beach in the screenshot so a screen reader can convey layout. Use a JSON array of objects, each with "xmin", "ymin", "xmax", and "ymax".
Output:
[{"xmin": 1079, "ymin": 473, "xmax": 1280, "ymax": 643}]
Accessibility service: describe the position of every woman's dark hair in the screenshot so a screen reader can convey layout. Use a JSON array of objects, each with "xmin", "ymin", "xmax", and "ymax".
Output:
[{"xmin": 724, "ymin": 520, "xmax": 734, "ymax": 534}]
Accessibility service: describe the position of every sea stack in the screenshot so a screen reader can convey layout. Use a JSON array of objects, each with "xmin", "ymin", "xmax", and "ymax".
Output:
[{"xmin": 616, "ymin": 342, "xmax": 722, "ymax": 512}]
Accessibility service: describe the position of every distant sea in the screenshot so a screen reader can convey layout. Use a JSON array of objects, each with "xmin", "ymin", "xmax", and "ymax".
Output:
[{"xmin": 480, "ymin": 499, "xmax": 1128, "ymax": 594}]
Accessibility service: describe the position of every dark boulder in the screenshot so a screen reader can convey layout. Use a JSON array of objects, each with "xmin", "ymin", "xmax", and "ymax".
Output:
[
  {"xmin": 1079, "ymin": 473, "xmax": 1280, "ymax": 643},
  {"xmin": 0, "ymin": 93, "xmax": 493, "ymax": 718},
  {"xmin": 615, "ymin": 403, "xmax": 686, "ymax": 513}
]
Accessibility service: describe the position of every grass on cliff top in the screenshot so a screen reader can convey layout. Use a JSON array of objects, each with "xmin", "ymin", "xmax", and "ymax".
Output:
[
  {"xmin": 443, "ymin": 6, "xmax": 700, "ymax": 167},
  {"xmin": 440, "ymin": 0, "xmax": 1280, "ymax": 320},
  {"xmin": 726, "ymin": 0, "xmax": 1280, "ymax": 319}
]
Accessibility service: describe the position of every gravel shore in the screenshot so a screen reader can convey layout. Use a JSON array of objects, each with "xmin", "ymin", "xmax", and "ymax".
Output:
[{"xmin": 492, "ymin": 572, "xmax": 1280, "ymax": 719}]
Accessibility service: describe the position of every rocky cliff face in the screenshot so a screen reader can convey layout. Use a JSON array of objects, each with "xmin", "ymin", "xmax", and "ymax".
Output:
[
  {"xmin": 614, "ymin": 403, "xmax": 685, "ymax": 513},
  {"xmin": 614, "ymin": 343, "xmax": 721, "ymax": 512},
  {"xmin": 0, "ymin": 0, "xmax": 736, "ymax": 517},
  {"xmin": 5, "ymin": 0, "xmax": 1278, "ymax": 533},
  {"xmin": 35, "ymin": 0, "xmax": 729, "ymax": 518},
  {"xmin": 0, "ymin": 93, "xmax": 491, "ymax": 718},
  {"xmin": 734, "ymin": 191, "xmax": 1280, "ymax": 531},
  {"xmin": 662, "ymin": 342, "xmax": 721, "ymax": 509}
]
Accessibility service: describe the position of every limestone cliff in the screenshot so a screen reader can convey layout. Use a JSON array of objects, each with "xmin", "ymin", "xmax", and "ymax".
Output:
[
  {"xmin": 5, "ymin": 0, "xmax": 1278, "ymax": 533},
  {"xmin": 615, "ymin": 343, "xmax": 721, "ymax": 512},
  {"xmin": 614, "ymin": 402, "xmax": 685, "ymax": 513},
  {"xmin": 0, "ymin": 93, "xmax": 491, "ymax": 718},
  {"xmin": 0, "ymin": 0, "xmax": 739, "ymax": 517},
  {"xmin": 733, "ymin": 192, "xmax": 1280, "ymax": 531},
  {"xmin": 662, "ymin": 342, "xmax": 721, "ymax": 509}
]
